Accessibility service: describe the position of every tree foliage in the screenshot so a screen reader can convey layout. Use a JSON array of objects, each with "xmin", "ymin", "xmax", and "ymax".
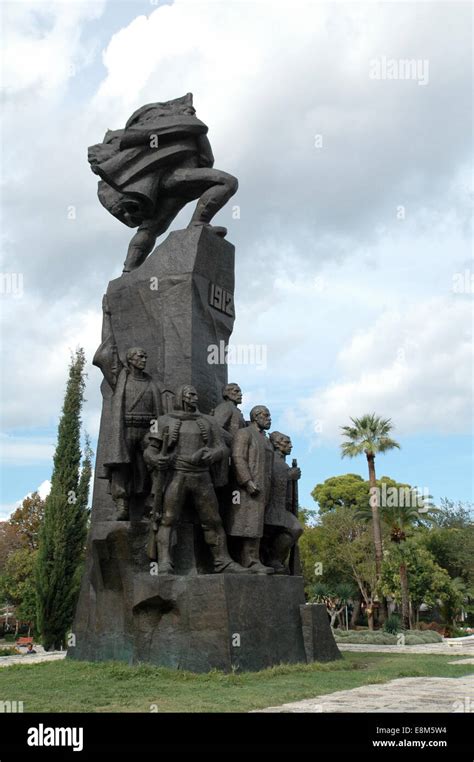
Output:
[
  {"xmin": 9, "ymin": 492, "xmax": 45, "ymax": 551},
  {"xmin": 381, "ymin": 540, "xmax": 461, "ymax": 621},
  {"xmin": 340, "ymin": 414, "xmax": 400, "ymax": 459},
  {"xmin": 35, "ymin": 348, "xmax": 92, "ymax": 650},
  {"xmin": 0, "ymin": 547, "xmax": 38, "ymax": 625},
  {"xmin": 311, "ymin": 474, "xmax": 369, "ymax": 514}
]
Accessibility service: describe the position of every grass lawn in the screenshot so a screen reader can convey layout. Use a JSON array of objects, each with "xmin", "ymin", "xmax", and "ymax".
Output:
[{"xmin": 1, "ymin": 653, "xmax": 473, "ymax": 713}]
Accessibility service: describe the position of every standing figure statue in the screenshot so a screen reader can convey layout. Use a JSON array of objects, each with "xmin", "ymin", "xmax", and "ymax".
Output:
[
  {"xmin": 93, "ymin": 296, "xmax": 163, "ymax": 520},
  {"xmin": 88, "ymin": 93, "xmax": 238, "ymax": 273},
  {"xmin": 212, "ymin": 382, "xmax": 247, "ymax": 490},
  {"xmin": 226, "ymin": 406, "xmax": 275, "ymax": 574},
  {"xmin": 212, "ymin": 383, "xmax": 247, "ymax": 443},
  {"xmin": 263, "ymin": 432, "xmax": 303, "ymax": 574},
  {"xmin": 144, "ymin": 385, "xmax": 249, "ymax": 575}
]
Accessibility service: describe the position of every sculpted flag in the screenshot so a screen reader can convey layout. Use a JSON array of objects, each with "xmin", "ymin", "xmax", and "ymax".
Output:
[{"xmin": 88, "ymin": 93, "xmax": 213, "ymax": 228}]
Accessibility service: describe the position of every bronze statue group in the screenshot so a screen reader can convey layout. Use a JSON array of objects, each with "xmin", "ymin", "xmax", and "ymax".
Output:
[
  {"xmin": 89, "ymin": 93, "xmax": 303, "ymax": 578},
  {"xmin": 94, "ymin": 326, "xmax": 302, "ymax": 577}
]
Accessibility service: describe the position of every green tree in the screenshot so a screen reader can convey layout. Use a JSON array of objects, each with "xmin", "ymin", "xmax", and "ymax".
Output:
[
  {"xmin": 381, "ymin": 541, "xmax": 460, "ymax": 626},
  {"xmin": 340, "ymin": 414, "xmax": 400, "ymax": 608},
  {"xmin": 0, "ymin": 521, "xmax": 23, "ymax": 574},
  {"xmin": 297, "ymin": 508, "xmax": 320, "ymax": 592},
  {"xmin": 9, "ymin": 492, "xmax": 45, "ymax": 551},
  {"xmin": 421, "ymin": 499, "xmax": 474, "ymax": 587},
  {"xmin": 0, "ymin": 492, "xmax": 47, "ymax": 633},
  {"xmin": 0, "ymin": 547, "xmax": 38, "ymax": 631},
  {"xmin": 357, "ymin": 500, "xmax": 437, "ymax": 629},
  {"xmin": 35, "ymin": 349, "xmax": 91, "ymax": 650},
  {"xmin": 311, "ymin": 474, "xmax": 369, "ymax": 514},
  {"xmin": 309, "ymin": 505, "xmax": 378, "ymax": 629},
  {"xmin": 310, "ymin": 581, "xmax": 357, "ymax": 628}
]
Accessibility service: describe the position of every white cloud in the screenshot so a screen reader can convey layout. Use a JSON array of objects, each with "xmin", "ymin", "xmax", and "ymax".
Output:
[
  {"xmin": 1, "ymin": 0, "xmax": 472, "ymax": 503},
  {"xmin": 0, "ymin": 302, "xmax": 102, "ymax": 430},
  {"xmin": 1, "ymin": 0, "xmax": 105, "ymax": 94},
  {"xmin": 293, "ymin": 296, "xmax": 472, "ymax": 441}
]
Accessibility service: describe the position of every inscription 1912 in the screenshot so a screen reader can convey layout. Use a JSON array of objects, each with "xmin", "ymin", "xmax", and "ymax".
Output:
[{"xmin": 208, "ymin": 283, "xmax": 234, "ymax": 317}]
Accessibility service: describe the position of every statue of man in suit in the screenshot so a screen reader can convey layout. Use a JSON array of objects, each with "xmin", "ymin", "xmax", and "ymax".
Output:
[
  {"xmin": 225, "ymin": 405, "xmax": 275, "ymax": 574},
  {"xmin": 263, "ymin": 431, "xmax": 303, "ymax": 574}
]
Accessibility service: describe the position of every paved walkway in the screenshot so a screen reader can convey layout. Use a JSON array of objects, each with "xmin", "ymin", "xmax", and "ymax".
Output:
[
  {"xmin": 0, "ymin": 647, "xmax": 66, "ymax": 668},
  {"xmin": 255, "ymin": 674, "xmax": 474, "ymax": 713},
  {"xmin": 337, "ymin": 636, "xmax": 474, "ymax": 656}
]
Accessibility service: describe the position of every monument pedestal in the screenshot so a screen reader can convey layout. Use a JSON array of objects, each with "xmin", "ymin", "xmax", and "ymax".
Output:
[
  {"xmin": 106, "ymin": 224, "xmax": 234, "ymax": 415},
  {"xmin": 70, "ymin": 227, "xmax": 340, "ymax": 671},
  {"xmin": 68, "ymin": 522, "xmax": 340, "ymax": 671},
  {"xmin": 92, "ymin": 226, "xmax": 235, "ymax": 523}
]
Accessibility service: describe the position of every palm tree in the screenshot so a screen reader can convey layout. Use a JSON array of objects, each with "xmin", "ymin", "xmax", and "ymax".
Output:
[
  {"xmin": 311, "ymin": 581, "xmax": 357, "ymax": 628},
  {"xmin": 340, "ymin": 414, "xmax": 400, "ymax": 614},
  {"xmin": 357, "ymin": 497, "xmax": 438, "ymax": 629}
]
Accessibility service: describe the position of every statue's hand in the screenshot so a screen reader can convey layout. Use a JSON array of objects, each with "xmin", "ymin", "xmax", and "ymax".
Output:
[
  {"xmin": 144, "ymin": 442, "xmax": 169, "ymax": 470},
  {"xmin": 288, "ymin": 467, "xmax": 301, "ymax": 481},
  {"xmin": 102, "ymin": 295, "xmax": 111, "ymax": 315},
  {"xmin": 143, "ymin": 444, "xmax": 162, "ymax": 470},
  {"xmin": 199, "ymin": 447, "xmax": 214, "ymax": 466},
  {"xmin": 155, "ymin": 455, "xmax": 170, "ymax": 471},
  {"xmin": 246, "ymin": 480, "xmax": 260, "ymax": 496}
]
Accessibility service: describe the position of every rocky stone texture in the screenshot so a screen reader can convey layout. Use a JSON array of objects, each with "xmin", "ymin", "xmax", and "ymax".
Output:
[
  {"xmin": 67, "ymin": 522, "xmax": 340, "ymax": 672},
  {"xmin": 70, "ymin": 228, "xmax": 340, "ymax": 671},
  {"xmin": 92, "ymin": 226, "xmax": 235, "ymax": 523},
  {"xmin": 300, "ymin": 604, "xmax": 342, "ymax": 663},
  {"xmin": 105, "ymin": 225, "xmax": 235, "ymax": 415}
]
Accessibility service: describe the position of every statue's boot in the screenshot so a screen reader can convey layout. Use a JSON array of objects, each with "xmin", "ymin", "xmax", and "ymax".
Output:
[
  {"xmin": 189, "ymin": 221, "xmax": 227, "ymax": 238},
  {"xmin": 115, "ymin": 498, "xmax": 129, "ymax": 521},
  {"xmin": 157, "ymin": 526, "xmax": 174, "ymax": 574},
  {"xmin": 241, "ymin": 538, "xmax": 274, "ymax": 575},
  {"xmin": 208, "ymin": 527, "xmax": 252, "ymax": 574},
  {"xmin": 267, "ymin": 560, "xmax": 288, "ymax": 574},
  {"xmin": 268, "ymin": 533, "xmax": 293, "ymax": 574},
  {"xmin": 188, "ymin": 169, "xmax": 237, "ymax": 238}
]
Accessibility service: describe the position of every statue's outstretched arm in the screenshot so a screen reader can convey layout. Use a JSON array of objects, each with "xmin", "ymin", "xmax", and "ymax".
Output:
[{"xmin": 93, "ymin": 295, "xmax": 120, "ymax": 389}]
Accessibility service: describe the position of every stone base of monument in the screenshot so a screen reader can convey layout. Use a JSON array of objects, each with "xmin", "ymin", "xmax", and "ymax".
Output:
[{"xmin": 68, "ymin": 522, "xmax": 340, "ymax": 672}]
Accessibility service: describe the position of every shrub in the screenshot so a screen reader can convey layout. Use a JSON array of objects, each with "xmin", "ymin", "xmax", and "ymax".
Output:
[
  {"xmin": 333, "ymin": 629, "xmax": 442, "ymax": 645},
  {"xmin": 383, "ymin": 614, "xmax": 402, "ymax": 635},
  {"xmin": 447, "ymin": 627, "xmax": 473, "ymax": 639},
  {"xmin": 404, "ymin": 631, "xmax": 442, "ymax": 644},
  {"xmin": 0, "ymin": 647, "xmax": 19, "ymax": 657},
  {"xmin": 417, "ymin": 621, "xmax": 447, "ymax": 636}
]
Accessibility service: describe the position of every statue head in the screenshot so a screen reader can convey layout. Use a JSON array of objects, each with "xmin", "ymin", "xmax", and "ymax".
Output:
[
  {"xmin": 269, "ymin": 431, "xmax": 292, "ymax": 456},
  {"xmin": 250, "ymin": 405, "xmax": 271, "ymax": 432},
  {"xmin": 222, "ymin": 382, "xmax": 242, "ymax": 405},
  {"xmin": 126, "ymin": 347, "xmax": 147, "ymax": 371},
  {"xmin": 175, "ymin": 384, "xmax": 199, "ymax": 412}
]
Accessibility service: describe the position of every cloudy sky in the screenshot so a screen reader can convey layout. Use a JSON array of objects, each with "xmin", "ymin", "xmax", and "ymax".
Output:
[{"xmin": 1, "ymin": 0, "xmax": 472, "ymax": 519}]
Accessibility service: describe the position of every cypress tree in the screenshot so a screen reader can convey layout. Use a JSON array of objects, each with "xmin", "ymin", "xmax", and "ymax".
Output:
[{"xmin": 36, "ymin": 348, "xmax": 91, "ymax": 650}]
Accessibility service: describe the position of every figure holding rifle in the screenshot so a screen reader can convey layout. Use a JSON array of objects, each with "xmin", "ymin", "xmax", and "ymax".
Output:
[
  {"xmin": 263, "ymin": 432, "xmax": 303, "ymax": 575},
  {"xmin": 144, "ymin": 385, "xmax": 250, "ymax": 575}
]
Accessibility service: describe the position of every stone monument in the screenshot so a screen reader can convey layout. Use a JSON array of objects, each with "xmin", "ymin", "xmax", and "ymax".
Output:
[{"xmin": 69, "ymin": 93, "xmax": 340, "ymax": 671}]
